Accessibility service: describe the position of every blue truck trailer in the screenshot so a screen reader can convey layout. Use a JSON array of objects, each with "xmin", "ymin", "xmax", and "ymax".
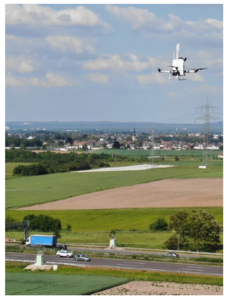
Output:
[{"xmin": 25, "ymin": 235, "xmax": 57, "ymax": 247}]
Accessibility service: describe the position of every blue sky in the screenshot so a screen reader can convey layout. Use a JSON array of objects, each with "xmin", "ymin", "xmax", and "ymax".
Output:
[{"xmin": 5, "ymin": 3, "xmax": 223, "ymax": 123}]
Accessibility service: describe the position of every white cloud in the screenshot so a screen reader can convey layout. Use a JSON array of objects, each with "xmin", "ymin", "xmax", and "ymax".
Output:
[
  {"xmin": 6, "ymin": 73, "xmax": 77, "ymax": 87},
  {"xmin": 137, "ymin": 73, "xmax": 168, "ymax": 84},
  {"xmin": 30, "ymin": 73, "xmax": 73, "ymax": 87},
  {"xmin": 46, "ymin": 36, "xmax": 95, "ymax": 54},
  {"xmin": 6, "ymin": 56, "xmax": 34, "ymax": 73},
  {"xmin": 185, "ymin": 50, "xmax": 222, "ymax": 74},
  {"xmin": 6, "ymin": 4, "xmax": 111, "ymax": 31},
  {"xmin": 205, "ymin": 19, "xmax": 223, "ymax": 30},
  {"xmin": 106, "ymin": 5, "xmax": 222, "ymax": 44},
  {"xmin": 88, "ymin": 73, "xmax": 109, "ymax": 84},
  {"xmin": 106, "ymin": 5, "xmax": 180, "ymax": 32},
  {"xmin": 83, "ymin": 54, "xmax": 157, "ymax": 72},
  {"xmin": 187, "ymin": 73, "xmax": 205, "ymax": 82},
  {"xmin": 5, "ymin": 73, "xmax": 24, "ymax": 87}
]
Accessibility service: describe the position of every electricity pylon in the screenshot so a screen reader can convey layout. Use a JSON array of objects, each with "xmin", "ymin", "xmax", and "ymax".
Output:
[
  {"xmin": 150, "ymin": 128, "xmax": 155, "ymax": 166},
  {"xmin": 195, "ymin": 99, "xmax": 219, "ymax": 167}
]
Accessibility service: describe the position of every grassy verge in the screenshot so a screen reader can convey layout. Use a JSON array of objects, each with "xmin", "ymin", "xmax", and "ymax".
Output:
[
  {"xmin": 5, "ymin": 261, "xmax": 223, "ymax": 287},
  {"xmin": 6, "ymin": 207, "xmax": 223, "ymax": 233}
]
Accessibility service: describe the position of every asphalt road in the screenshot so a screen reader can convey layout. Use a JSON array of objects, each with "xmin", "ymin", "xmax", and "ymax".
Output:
[
  {"xmin": 5, "ymin": 252, "xmax": 223, "ymax": 276},
  {"xmin": 67, "ymin": 246, "xmax": 221, "ymax": 259}
]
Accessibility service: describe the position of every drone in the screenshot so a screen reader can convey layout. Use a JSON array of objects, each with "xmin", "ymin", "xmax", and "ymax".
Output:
[{"xmin": 158, "ymin": 44, "xmax": 207, "ymax": 80}]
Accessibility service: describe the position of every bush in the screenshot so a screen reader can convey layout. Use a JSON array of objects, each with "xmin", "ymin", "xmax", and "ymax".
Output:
[
  {"xmin": 149, "ymin": 218, "xmax": 168, "ymax": 231},
  {"xmin": 13, "ymin": 165, "xmax": 25, "ymax": 175},
  {"xmin": 13, "ymin": 164, "xmax": 48, "ymax": 176},
  {"xmin": 23, "ymin": 214, "xmax": 61, "ymax": 232}
]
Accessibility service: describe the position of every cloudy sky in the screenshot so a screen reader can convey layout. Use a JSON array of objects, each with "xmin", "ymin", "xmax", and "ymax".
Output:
[{"xmin": 5, "ymin": 2, "xmax": 223, "ymax": 123}]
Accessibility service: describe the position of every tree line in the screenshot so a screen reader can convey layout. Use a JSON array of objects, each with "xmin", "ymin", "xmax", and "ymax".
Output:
[{"xmin": 7, "ymin": 150, "xmax": 111, "ymax": 176}]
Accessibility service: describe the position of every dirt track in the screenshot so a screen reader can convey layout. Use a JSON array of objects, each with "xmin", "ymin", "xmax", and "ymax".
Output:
[{"xmin": 20, "ymin": 178, "xmax": 223, "ymax": 210}]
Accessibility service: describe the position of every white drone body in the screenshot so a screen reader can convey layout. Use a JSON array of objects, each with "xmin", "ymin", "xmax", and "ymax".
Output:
[{"xmin": 158, "ymin": 44, "xmax": 207, "ymax": 80}]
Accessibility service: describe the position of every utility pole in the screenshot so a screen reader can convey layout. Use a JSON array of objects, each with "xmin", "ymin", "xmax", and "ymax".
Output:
[
  {"xmin": 195, "ymin": 98, "xmax": 219, "ymax": 168},
  {"xmin": 150, "ymin": 128, "xmax": 154, "ymax": 166}
]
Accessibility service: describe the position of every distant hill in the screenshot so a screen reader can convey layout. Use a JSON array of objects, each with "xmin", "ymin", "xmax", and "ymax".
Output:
[{"xmin": 5, "ymin": 121, "xmax": 223, "ymax": 134}]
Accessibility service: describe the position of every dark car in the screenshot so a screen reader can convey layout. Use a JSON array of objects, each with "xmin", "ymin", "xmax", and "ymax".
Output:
[
  {"xmin": 75, "ymin": 254, "xmax": 90, "ymax": 261},
  {"xmin": 164, "ymin": 252, "xmax": 179, "ymax": 258},
  {"xmin": 56, "ymin": 244, "xmax": 67, "ymax": 250}
]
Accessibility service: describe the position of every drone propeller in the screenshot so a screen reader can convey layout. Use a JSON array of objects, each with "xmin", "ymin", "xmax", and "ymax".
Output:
[
  {"xmin": 191, "ymin": 68, "xmax": 208, "ymax": 73},
  {"xmin": 191, "ymin": 68, "xmax": 207, "ymax": 70},
  {"xmin": 179, "ymin": 57, "xmax": 187, "ymax": 62}
]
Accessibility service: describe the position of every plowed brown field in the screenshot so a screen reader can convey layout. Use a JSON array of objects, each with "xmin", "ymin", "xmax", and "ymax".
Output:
[{"xmin": 19, "ymin": 178, "xmax": 223, "ymax": 210}]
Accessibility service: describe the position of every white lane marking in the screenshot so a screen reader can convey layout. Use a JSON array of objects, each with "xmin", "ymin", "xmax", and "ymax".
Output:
[
  {"xmin": 185, "ymin": 266, "xmax": 205, "ymax": 270},
  {"xmin": 117, "ymin": 262, "xmax": 146, "ymax": 265}
]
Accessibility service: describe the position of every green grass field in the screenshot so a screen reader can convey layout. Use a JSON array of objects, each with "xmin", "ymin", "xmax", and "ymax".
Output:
[
  {"xmin": 6, "ymin": 207, "xmax": 223, "ymax": 248},
  {"xmin": 6, "ymin": 207, "xmax": 223, "ymax": 232},
  {"xmin": 94, "ymin": 148, "xmax": 222, "ymax": 157},
  {"xmin": 5, "ymin": 163, "xmax": 222, "ymax": 209},
  {"xmin": 5, "ymin": 272, "xmax": 128, "ymax": 295}
]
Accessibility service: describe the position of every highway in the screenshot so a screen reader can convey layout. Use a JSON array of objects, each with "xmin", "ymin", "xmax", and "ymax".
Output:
[
  {"xmin": 67, "ymin": 246, "xmax": 222, "ymax": 259},
  {"xmin": 5, "ymin": 252, "xmax": 223, "ymax": 276}
]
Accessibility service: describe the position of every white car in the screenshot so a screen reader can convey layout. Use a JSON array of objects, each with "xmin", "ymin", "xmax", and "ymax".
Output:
[{"xmin": 56, "ymin": 250, "xmax": 73, "ymax": 258}]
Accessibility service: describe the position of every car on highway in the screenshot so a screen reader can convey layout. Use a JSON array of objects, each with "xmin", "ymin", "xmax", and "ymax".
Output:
[
  {"xmin": 164, "ymin": 252, "xmax": 179, "ymax": 258},
  {"xmin": 75, "ymin": 254, "xmax": 90, "ymax": 261},
  {"xmin": 56, "ymin": 244, "xmax": 67, "ymax": 250},
  {"xmin": 56, "ymin": 250, "xmax": 73, "ymax": 258}
]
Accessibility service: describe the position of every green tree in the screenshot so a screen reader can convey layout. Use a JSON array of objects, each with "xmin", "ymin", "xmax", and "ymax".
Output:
[
  {"xmin": 82, "ymin": 143, "xmax": 88, "ymax": 151},
  {"xmin": 23, "ymin": 214, "xmax": 61, "ymax": 232},
  {"xmin": 65, "ymin": 137, "xmax": 73, "ymax": 145},
  {"xmin": 112, "ymin": 141, "xmax": 120, "ymax": 149},
  {"xmin": 149, "ymin": 218, "xmax": 168, "ymax": 231},
  {"xmin": 166, "ymin": 210, "xmax": 221, "ymax": 252},
  {"xmin": 184, "ymin": 210, "xmax": 221, "ymax": 252},
  {"xmin": 164, "ymin": 234, "xmax": 178, "ymax": 250}
]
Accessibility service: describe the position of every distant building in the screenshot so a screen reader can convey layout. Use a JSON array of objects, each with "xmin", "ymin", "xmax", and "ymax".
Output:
[
  {"xmin": 132, "ymin": 128, "xmax": 137, "ymax": 142},
  {"xmin": 207, "ymin": 144, "xmax": 219, "ymax": 150},
  {"xmin": 193, "ymin": 144, "xmax": 204, "ymax": 150}
]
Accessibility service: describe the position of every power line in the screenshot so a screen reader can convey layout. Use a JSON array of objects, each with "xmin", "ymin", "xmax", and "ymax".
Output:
[{"xmin": 195, "ymin": 98, "xmax": 219, "ymax": 168}]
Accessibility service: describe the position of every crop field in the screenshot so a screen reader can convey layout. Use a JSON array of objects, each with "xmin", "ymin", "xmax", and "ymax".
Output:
[
  {"xmin": 6, "ymin": 163, "xmax": 222, "ymax": 209},
  {"xmin": 5, "ymin": 272, "xmax": 128, "ymax": 295}
]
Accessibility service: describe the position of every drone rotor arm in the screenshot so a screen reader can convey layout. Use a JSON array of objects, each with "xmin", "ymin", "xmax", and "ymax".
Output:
[
  {"xmin": 187, "ymin": 68, "xmax": 208, "ymax": 73},
  {"xmin": 158, "ymin": 68, "xmax": 171, "ymax": 73}
]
